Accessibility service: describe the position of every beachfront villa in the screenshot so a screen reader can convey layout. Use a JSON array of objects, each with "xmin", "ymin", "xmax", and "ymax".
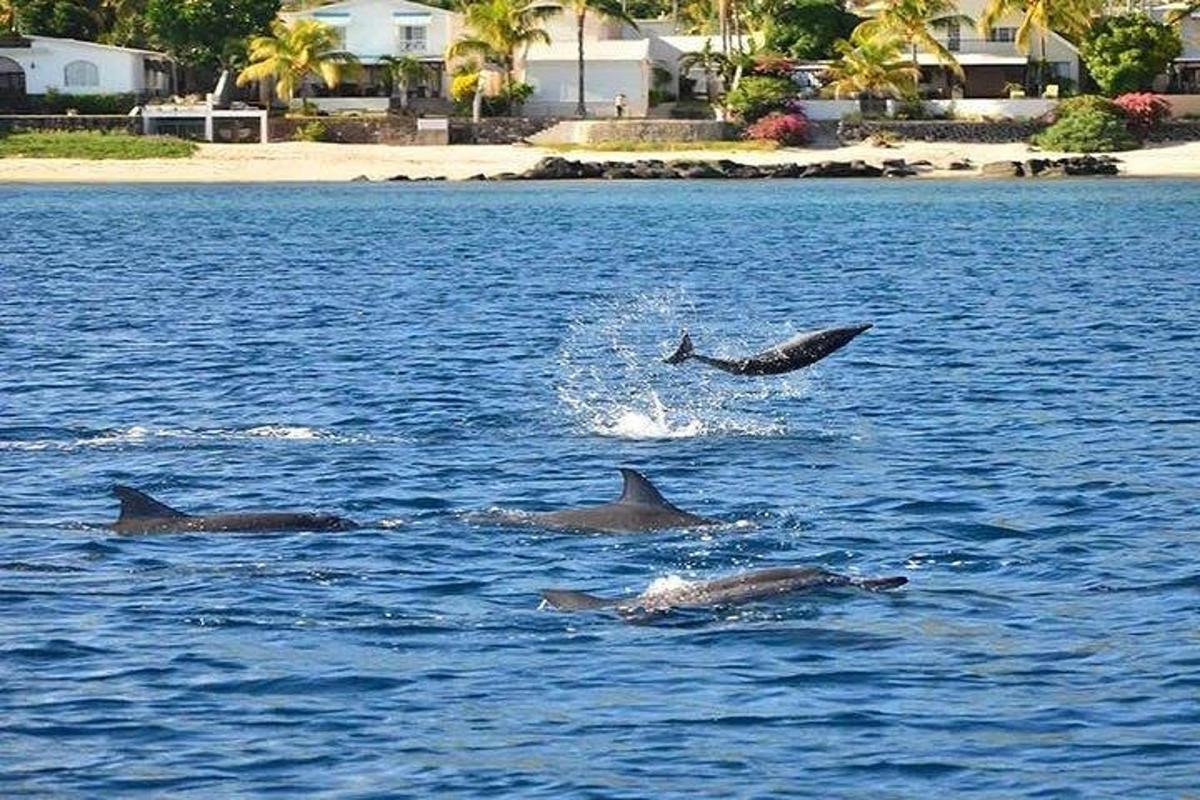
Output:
[
  {"xmin": 277, "ymin": 0, "xmax": 742, "ymax": 117},
  {"xmin": 853, "ymin": 0, "xmax": 1081, "ymax": 98},
  {"xmin": 279, "ymin": 0, "xmax": 461, "ymax": 112},
  {"xmin": 0, "ymin": 35, "xmax": 173, "ymax": 105}
]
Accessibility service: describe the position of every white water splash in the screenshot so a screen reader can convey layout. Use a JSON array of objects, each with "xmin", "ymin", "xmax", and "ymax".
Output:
[
  {"xmin": 555, "ymin": 290, "xmax": 814, "ymax": 441},
  {"xmin": 0, "ymin": 424, "xmax": 387, "ymax": 452}
]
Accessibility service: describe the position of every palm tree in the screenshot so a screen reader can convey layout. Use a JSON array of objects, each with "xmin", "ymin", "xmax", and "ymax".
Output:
[
  {"xmin": 555, "ymin": 0, "xmax": 638, "ymax": 117},
  {"xmin": 854, "ymin": 0, "xmax": 972, "ymax": 84},
  {"xmin": 448, "ymin": 0, "xmax": 556, "ymax": 95},
  {"xmin": 823, "ymin": 36, "xmax": 921, "ymax": 99},
  {"xmin": 977, "ymin": 0, "xmax": 1100, "ymax": 92},
  {"xmin": 380, "ymin": 54, "xmax": 430, "ymax": 111},
  {"xmin": 0, "ymin": 0, "xmax": 19, "ymax": 35},
  {"xmin": 679, "ymin": 39, "xmax": 732, "ymax": 101},
  {"xmin": 236, "ymin": 19, "xmax": 361, "ymax": 104}
]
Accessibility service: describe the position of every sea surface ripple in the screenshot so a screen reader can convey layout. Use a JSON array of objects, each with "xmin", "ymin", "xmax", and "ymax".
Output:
[{"xmin": 1, "ymin": 180, "xmax": 1198, "ymax": 798}]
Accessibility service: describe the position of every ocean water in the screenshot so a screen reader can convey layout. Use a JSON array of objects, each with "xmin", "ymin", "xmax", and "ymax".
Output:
[{"xmin": 1, "ymin": 179, "xmax": 1198, "ymax": 798}]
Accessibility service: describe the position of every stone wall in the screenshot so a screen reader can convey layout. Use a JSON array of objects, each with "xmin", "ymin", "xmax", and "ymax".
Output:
[
  {"xmin": 449, "ymin": 117, "xmax": 560, "ymax": 144},
  {"xmin": 0, "ymin": 115, "xmax": 139, "ymax": 134},
  {"xmin": 1147, "ymin": 121, "xmax": 1200, "ymax": 142},
  {"xmin": 838, "ymin": 119, "xmax": 1046, "ymax": 143},
  {"xmin": 269, "ymin": 115, "xmax": 418, "ymax": 144}
]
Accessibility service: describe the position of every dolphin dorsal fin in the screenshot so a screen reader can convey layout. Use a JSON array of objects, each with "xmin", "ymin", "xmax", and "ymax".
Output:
[
  {"xmin": 112, "ymin": 485, "xmax": 188, "ymax": 522},
  {"xmin": 617, "ymin": 468, "xmax": 673, "ymax": 507}
]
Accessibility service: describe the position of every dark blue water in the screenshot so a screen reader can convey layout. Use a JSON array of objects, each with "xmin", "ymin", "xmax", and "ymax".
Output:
[{"xmin": 2, "ymin": 180, "xmax": 1198, "ymax": 798}]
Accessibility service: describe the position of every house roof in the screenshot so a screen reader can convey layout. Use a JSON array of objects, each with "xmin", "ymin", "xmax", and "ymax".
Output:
[
  {"xmin": 525, "ymin": 39, "xmax": 651, "ymax": 62},
  {"xmin": 12, "ymin": 35, "xmax": 171, "ymax": 59},
  {"xmin": 654, "ymin": 34, "xmax": 755, "ymax": 54},
  {"xmin": 281, "ymin": 0, "xmax": 450, "ymax": 16}
]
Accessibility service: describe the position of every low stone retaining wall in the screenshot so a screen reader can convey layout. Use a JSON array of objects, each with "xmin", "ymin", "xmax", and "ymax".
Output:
[
  {"xmin": 528, "ymin": 119, "xmax": 737, "ymax": 146},
  {"xmin": 1146, "ymin": 121, "xmax": 1200, "ymax": 142},
  {"xmin": 269, "ymin": 116, "xmax": 418, "ymax": 144},
  {"xmin": 0, "ymin": 115, "xmax": 138, "ymax": 134},
  {"xmin": 838, "ymin": 119, "xmax": 1046, "ymax": 143},
  {"xmin": 450, "ymin": 117, "xmax": 560, "ymax": 144}
]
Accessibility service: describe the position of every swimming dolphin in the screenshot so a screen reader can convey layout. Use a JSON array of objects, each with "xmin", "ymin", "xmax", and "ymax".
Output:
[
  {"xmin": 664, "ymin": 323, "xmax": 872, "ymax": 376},
  {"xmin": 108, "ymin": 485, "xmax": 358, "ymax": 534},
  {"xmin": 541, "ymin": 566, "xmax": 907, "ymax": 615},
  {"xmin": 507, "ymin": 468, "xmax": 717, "ymax": 533}
]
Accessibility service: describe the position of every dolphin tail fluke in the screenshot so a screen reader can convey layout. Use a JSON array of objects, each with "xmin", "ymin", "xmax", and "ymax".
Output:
[
  {"xmin": 663, "ymin": 331, "xmax": 694, "ymax": 365},
  {"xmin": 855, "ymin": 576, "xmax": 908, "ymax": 592},
  {"xmin": 112, "ymin": 485, "xmax": 189, "ymax": 524},
  {"xmin": 539, "ymin": 589, "xmax": 618, "ymax": 612}
]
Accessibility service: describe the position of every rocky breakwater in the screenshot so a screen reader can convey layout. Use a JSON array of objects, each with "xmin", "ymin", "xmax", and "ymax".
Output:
[
  {"xmin": 978, "ymin": 155, "xmax": 1121, "ymax": 178},
  {"xmin": 469, "ymin": 156, "xmax": 910, "ymax": 181}
]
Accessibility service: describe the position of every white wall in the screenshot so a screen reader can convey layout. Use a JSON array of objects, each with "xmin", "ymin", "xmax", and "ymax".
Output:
[
  {"xmin": 524, "ymin": 60, "xmax": 649, "ymax": 117},
  {"xmin": 926, "ymin": 97, "xmax": 1056, "ymax": 119},
  {"xmin": 284, "ymin": 0, "xmax": 456, "ymax": 61},
  {"xmin": 802, "ymin": 100, "xmax": 859, "ymax": 120},
  {"xmin": 0, "ymin": 37, "xmax": 156, "ymax": 95}
]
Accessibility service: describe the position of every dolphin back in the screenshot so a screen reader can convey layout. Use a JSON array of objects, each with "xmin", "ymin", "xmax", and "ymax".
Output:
[
  {"xmin": 112, "ymin": 485, "xmax": 189, "ymax": 526},
  {"xmin": 540, "ymin": 589, "xmax": 620, "ymax": 611}
]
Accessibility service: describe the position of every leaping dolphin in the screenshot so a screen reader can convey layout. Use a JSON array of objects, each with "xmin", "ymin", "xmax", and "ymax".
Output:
[
  {"xmin": 109, "ymin": 485, "xmax": 358, "ymax": 534},
  {"xmin": 664, "ymin": 323, "xmax": 872, "ymax": 376},
  {"xmin": 541, "ymin": 566, "xmax": 907, "ymax": 616},
  {"xmin": 502, "ymin": 468, "xmax": 717, "ymax": 533}
]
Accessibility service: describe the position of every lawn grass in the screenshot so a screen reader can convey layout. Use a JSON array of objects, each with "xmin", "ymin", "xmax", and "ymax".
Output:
[
  {"xmin": 544, "ymin": 140, "xmax": 781, "ymax": 153},
  {"xmin": 0, "ymin": 130, "xmax": 198, "ymax": 159}
]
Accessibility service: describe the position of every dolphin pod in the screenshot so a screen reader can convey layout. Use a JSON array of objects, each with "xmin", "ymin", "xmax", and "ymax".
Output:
[
  {"xmin": 109, "ymin": 485, "xmax": 358, "ymax": 534},
  {"xmin": 664, "ymin": 323, "xmax": 873, "ymax": 376},
  {"xmin": 540, "ymin": 566, "xmax": 908, "ymax": 617},
  {"xmin": 499, "ymin": 468, "xmax": 717, "ymax": 533}
]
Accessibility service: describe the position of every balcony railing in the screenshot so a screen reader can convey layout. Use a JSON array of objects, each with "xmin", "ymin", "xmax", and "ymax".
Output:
[
  {"xmin": 396, "ymin": 38, "xmax": 429, "ymax": 54},
  {"xmin": 939, "ymin": 37, "xmax": 1027, "ymax": 56}
]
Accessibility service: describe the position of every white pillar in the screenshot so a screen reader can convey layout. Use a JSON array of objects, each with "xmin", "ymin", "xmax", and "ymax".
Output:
[
  {"xmin": 204, "ymin": 113, "xmax": 214, "ymax": 142},
  {"xmin": 260, "ymin": 111, "xmax": 269, "ymax": 143}
]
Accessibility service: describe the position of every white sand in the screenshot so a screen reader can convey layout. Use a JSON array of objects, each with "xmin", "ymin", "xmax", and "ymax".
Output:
[{"xmin": 1, "ymin": 139, "xmax": 1198, "ymax": 182}]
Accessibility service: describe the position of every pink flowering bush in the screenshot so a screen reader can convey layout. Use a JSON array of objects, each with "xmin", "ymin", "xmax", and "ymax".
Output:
[
  {"xmin": 1113, "ymin": 92, "xmax": 1171, "ymax": 139},
  {"xmin": 744, "ymin": 111, "xmax": 810, "ymax": 146}
]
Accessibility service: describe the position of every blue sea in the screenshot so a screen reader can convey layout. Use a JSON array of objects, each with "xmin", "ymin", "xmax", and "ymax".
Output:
[{"xmin": 1, "ymin": 179, "xmax": 1198, "ymax": 798}]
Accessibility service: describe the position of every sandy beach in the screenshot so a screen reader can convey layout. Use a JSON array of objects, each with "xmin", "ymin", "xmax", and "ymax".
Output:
[{"xmin": 2, "ymin": 139, "xmax": 1199, "ymax": 182}]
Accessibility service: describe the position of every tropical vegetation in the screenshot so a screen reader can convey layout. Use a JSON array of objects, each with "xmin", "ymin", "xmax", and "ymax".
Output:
[
  {"xmin": 758, "ymin": 0, "xmax": 860, "ymax": 60},
  {"xmin": 852, "ymin": 0, "xmax": 971, "ymax": 82},
  {"xmin": 379, "ymin": 54, "xmax": 431, "ymax": 110},
  {"xmin": 1079, "ymin": 14, "xmax": 1182, "ymax": 96},
  {"xmin": 448, "ymin": 0, "xmax": 555, "ymax": 94},
  {"xmin": 0, "ymin": 129, "xmax": 197, "ymax": 158},
  {"xmin": 1112, "ymin": 91, "xmax": 1171, "ymax": 138},
  {"xmin": 822, "ymin": 36, "xmax": 920, "ymax": 99},
  {"xmin": 743, "ymin": 109, "xmax": 810, "ymax": 144},
  {"xmin": 1033, "ymin": 94, "xmax": 1136, "ymax": 151},
  {"xmin": 723, "ymin": 74, "xmax": 796, "ymax": 121},
  {"xmin": 236, "ymin": 18, "xmax": 359, "ymax": 103}
]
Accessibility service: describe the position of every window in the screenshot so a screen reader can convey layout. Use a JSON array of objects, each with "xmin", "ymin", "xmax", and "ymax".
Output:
[
  {"xmin": 0, "ymin": 56, "xmax": 25, "ymax": 97},
  {"xmin": 987, "ymin": 27, "xmax": 1016, "ymax": 42},
  {"xmin": 396, "ymin": 25, "xmax": 427, "ymax": 53},
  {"xmin": 64, "ymin": 59, "xmax": 100, "ymax": 87}
]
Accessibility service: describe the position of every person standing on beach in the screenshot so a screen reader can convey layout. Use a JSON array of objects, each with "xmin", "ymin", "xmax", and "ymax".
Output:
[{"xmin": 614, "ymin": 93, "xmax": 626, "ymax": 118}]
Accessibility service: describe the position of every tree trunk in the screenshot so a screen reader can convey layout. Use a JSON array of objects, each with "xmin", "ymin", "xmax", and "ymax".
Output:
[
  {"xmin": 576, "ymin": 11, "xmax": 586, "ymax": 118},
  {"xmin": 399, "ymin": 77, "xmax": 409, "ymax": 110},
  {"xmin": 1037, "ymin": 32, "xmax": 1046, "ymax": 95}
]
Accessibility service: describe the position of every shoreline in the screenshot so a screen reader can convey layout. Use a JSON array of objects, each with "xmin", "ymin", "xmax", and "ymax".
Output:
[{"xmin": 2, "ymin": 140, "xmax": 1200, "ymax": 183}]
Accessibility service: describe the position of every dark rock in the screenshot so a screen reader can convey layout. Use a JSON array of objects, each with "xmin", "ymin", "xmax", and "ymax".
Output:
[
  {"xmin": 881, "ymin": 158, "xmax": 908, "ymax": 169},
  {"xmin": 680, "ymin": 163, "xmax": 724, "ymax": 179},
  {"xmin": 522, "ymin": 156, "xmax": 585, "ymax": 180},
  {"xmin": 350, "ymin": 174, "xmax": 371, "ymax": 182},
  {"xmin": 463, "ymin": 173, "xmax": 488, "ymax": 181},
  {"xmin": 883, "ymin": 166, "xmax": 918, "ymax": 178},
  {"xmin": 388, "ymin": 174, "xmax": 411, "ymax": 181},
  {"xmin": 492, "ymin": 171, "xmax": 521, "ymax": 181},
  {"xmin": 980, "ymin": 160, "xmax": 1024, "ymax": 178},
  {"xmin": 947, "ymin": 159, "xmax": 973, "ymax": 171},
  {"xmin": 602, "ymin": 167, "xmax": 638, "ymax": 179},
  {"xmin": 766, "ymin": 163, "xmax": 806, "ymax": 178}
]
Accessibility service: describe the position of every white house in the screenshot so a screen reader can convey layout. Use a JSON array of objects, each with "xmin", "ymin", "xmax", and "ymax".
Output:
[
  {"xmin": 853, "ymin": 0, "xmax": 1081, "ymax": 98},
  {"xmin": 522, "ymin": 39, "xmax": 653, "ymax": 117},
  {"xmin": 281, "ymin": 0, "xmax": 461, "ymax": 111},
  {"xmin": 0, "ymin": 35, "xmax": 172, "ymax": 102}
]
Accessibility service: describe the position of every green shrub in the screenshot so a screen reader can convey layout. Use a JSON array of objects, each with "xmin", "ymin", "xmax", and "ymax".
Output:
[
  {"xmin": 36, "ymin": 91, "xmax": 140, "ymax": 115},
  {"xmin": 1034, "ymin": 105, "xmax": 1136, "ymax": 152},
  {"xmin": 292, "ymin": 120, "xmax": 329, "ymax": 142},
  {"xmin": 1054, "ymin": 94, "xmax": 1122, "ymax": 120},
  {"xmin": 724, "ymin": 75, "xmax": 796, "ymax": 123},
  {"xmin": 1080, "ymin": 14, "xmax": 1182, "ymax": 96}
]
